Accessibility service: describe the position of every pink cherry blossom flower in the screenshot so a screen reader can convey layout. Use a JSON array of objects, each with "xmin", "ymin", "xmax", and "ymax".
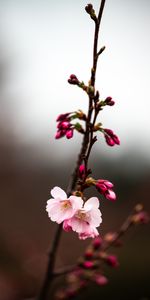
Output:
[
  {"xmin": 46, "ymin": 186, "xmax": 83, "ymax": 224},
  {"xmin": 64, "ymin": 197, "xmax": 102, "ymax": 239}
]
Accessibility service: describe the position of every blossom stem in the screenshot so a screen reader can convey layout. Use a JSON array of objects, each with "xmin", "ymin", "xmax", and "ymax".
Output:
[{"xmin": 37, "ymin": 224, "xmax": 62, "ymax": 300}]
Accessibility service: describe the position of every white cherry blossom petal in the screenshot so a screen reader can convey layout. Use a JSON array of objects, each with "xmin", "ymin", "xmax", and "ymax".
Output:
[
  {"xmin": 69, "ymin": 196, "xmax": 83, "ymax": 210},
  {"xmin": 51, "ymin": 186, "xmax": 67, "ymax": 199},
  {"xmin": 84, "ymin": 197, "xmax": 100, "ymax": 210}
]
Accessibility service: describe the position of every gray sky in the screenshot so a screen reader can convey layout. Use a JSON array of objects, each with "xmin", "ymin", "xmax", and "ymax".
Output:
[{"xmin": 0, "ymin": 0, "xmax": 150, "ymax": 162}]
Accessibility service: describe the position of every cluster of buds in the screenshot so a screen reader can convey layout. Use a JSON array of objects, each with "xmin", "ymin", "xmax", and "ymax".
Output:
[
  {"xmin": 82, "ymin": 172, "xmax": 116, "ymax": 202},
  {"xmin": 55, "ymin": 113, "xmax": 74, "ymax": 139},
  {"xmin": 95, "ymin": 179, "xmax": 116, "ymax": 201},
  {"xmin": 68, "ymin": 74, "xmax": 94, "ymax": 96},
  {"xmin": 55, "ymin": 111, "xmax": 86, "ymax": 140},
  {"xmin": 103, "ymin": 128, "xmax": 120, "ymax": 147},
  {"xmin": 95, "ymin": 96, "xmax": 115, "ymax": 112}
]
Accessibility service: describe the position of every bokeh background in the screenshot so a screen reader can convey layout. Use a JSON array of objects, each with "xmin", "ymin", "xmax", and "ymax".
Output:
[{"xmin": 0, "ymin": 0, "xmax": 150, "ymax": 299}]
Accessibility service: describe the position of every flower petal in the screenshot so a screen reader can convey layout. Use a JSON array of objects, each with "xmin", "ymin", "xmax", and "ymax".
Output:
[
  {"xmin": 84, "ymin": 197, "xmax": 99, "ymax": 210},
  {"xmin": 51, "ymin": 186, "xmax": 67, "ymax": 199},
  {"xmin": 69, "ymin": 196, "xmax": 83, "ymax": 210},
  {"xmin": 90, "ymin": 209, "xmax": 102, "ymax": 227}
]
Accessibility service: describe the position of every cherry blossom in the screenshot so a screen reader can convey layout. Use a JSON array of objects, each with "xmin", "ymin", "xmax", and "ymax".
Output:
[
  {"xmin": 64, "ymin": 197, "xmax": 102, "ymax": 239},
  {"xmin": 46, "ymin": 186, "xmax": 83, "ymax": 224}
]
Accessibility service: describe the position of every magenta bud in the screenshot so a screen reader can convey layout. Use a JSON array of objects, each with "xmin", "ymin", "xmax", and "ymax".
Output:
[
  {"xmin": 93, "ymin": 237, "xmax": 102, "ymax": 249},
  {"xmin": 105, "ymin": 135, "xmax": 115, "ymax": 146},
  {"xmin": 56, "ymin": 113, "xmax": 70, "ymax": 122},
  {"xmin": 83, "ymin": 261, "xmax": 94, "ymax": 269},
  {"xmin": 84, "ymin": 250, "xmax": 93, "ymax": 259},
  {"xmin": 105, "ymin": 190, "xmax": 116, "ymax": 201},
  {"xmin": 68, "ymin": 74, "xmax": 79, "ymax": 85},
  {"xmin": 106, "ymin": 255, "xmax": 119, "ymax": 268},
  {"xmin": 55, "ymin": 130, "xmax": 65, "ymax": 139},
  {"xmin": 57, "ymin": 121, "xmax": 70, "ymax": 129},
  {"xmin": 138, "ymin": 212, "xmax": 150, "ymax": 224},
  {"xmin": 104, "ymin": 128, "xmax": 114, "ymax": 136},
  {"xmin": 112, "ymin": 134, "xmax": 120, "ymax": 145},
  {"xmin": 79, "ymin": 164, "xmax": 85, "ymax": 178},
  {"xmin": 66, "ymin": 129, "xmax": 74, "ymax": 139},
  {"xmin": 96, "ymin": 183, "xmax": 107, "ymax": 193},
  {"xmin": 105, "ymin": 97, "xmax": 115, "ymax": 106},
  {"xmin": 104, "ymin": 180, "xmax": 114, "ymax": 188}
]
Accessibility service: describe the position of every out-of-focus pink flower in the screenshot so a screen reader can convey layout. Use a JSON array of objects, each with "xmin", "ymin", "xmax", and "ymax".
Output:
[
  {"xmin": 94, "ymin": 274, "xmax": 108, "ymax": 285},
  {"xmin": 93, "ymin": 237, "xmax": 102, "ymax": 249},
  {"xmin": 104, "ymin": 128, "xmax": 120, "ymax": 147},
  {"xmin": 96, "ymin": 179, "xmax": 116, "ymax": 201},
  {"xmin": 106, "ymin": 255, "xmax": 119, "ymax": 268},
  {"xmin": 64, "ymin": 197, "xmax": 102, "ymax": 239},
  {"xmin": 46, "ymin": 186, "xmax": 83, "ymax": 224}
]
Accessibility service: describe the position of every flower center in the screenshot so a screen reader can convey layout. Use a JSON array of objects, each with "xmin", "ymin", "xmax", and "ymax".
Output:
[
  {"xmin": 75, "ymin": 209, "xmax": 89, "ymax": 222},
  {"xmin": 60, "ymin": 200, "xmax": 72, "ymax": 210}
]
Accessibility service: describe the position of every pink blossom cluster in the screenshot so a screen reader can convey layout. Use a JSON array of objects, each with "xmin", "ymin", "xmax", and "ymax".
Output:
[
  {"xmin": 103, "ymin": 128, "xmax": 120, "ymax": 147},
  {"xmin": 46, "ymin": 187, "xmax": 102, "ymax": 240},
  {"xmin": 55, "ymin": 113, "xmax": 74, "ymax": 139}
]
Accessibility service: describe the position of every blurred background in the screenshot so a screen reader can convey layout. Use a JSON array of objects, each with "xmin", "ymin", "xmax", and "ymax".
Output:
[{"xmin": 0, "ymin": 0, "xmax": 150, "ymax": 299}]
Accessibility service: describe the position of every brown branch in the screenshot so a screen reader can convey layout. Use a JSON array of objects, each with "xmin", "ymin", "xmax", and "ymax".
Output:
[{"xmin": 37, "ymin": 1, "xmax": 107, "ymax": 299}]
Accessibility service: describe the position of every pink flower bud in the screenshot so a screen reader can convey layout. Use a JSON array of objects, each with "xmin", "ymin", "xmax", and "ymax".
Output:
[
  {"xmin": 79, "ymin": 164, "xmax": 85, "ymax": 178},
  {"xmin": 104, "ymin": 128, "xmax": 120, "ymax": 146},
  {"xmin": 95, "ymin": 274, "xmax": 108, "ymax": 286},
  {"xmin": 83, "ymin": 261, "xmax": 94, "ymax": 269},
  {"xmin": 96, "ymin": 183, "xmax": 107, "ymax": 193},
  {"xmin": 55, "ymin": 130, "xmax": 65, "ymax": 139},
  {"xmin": 104, "ymin": 180, "xmax": 114, "ymax": 188},
  {"xmin": 66, "ymin": 129, "xmax": 74, "ymax": 139},
  {"xmin": 106, "ymin": 255, "xmax": 119, "ymax": 268},
  {"xmin": 112, "ymin": 134, "xmax": 120, "ymax": 145},
  {"xmin": 57, "ymin": 121, "xmax": 70, "ymax": 129},
  {"xmin": 104, "ymin": 135, "xmax": 115, "ymax": 146},
  {"xmin": 85, "ymin": 4, "xmax": 93, "ymax": 14},
  {"xmin": 68, "ymin": 74, "xmax": 79, "ymax": 85},
  {"xmin": 104, "ymin": 128, "xmax": 114, "ymax": 136},
  {"xmin": 84, "ymin": 250, "xmax": 93, "ymax": 259},
  {"xmin": 105, "ymin": 96, "xmax": 115, "ymax": 106},
  {"xmin": 93, "ymin": 237, "xmax": 102, "ymax": 249},
  {"xmin": 56, "ymin": 113, "xmax": 70, "ymax": 122},
  {"xmin": 105, "ymin": 190, "xmax": 116, "ymax": 201}
]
